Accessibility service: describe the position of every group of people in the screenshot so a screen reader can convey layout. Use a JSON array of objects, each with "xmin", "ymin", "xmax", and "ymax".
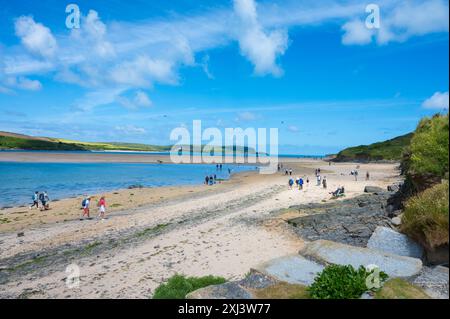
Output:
[
  {"xmin": 205, "ymin": 174, "xmax": 218, "ymax": 185},
  {"xmin": 204, "ymin": 164, "xmax": 232, "ymax": 186},
  {"xmin": 288, "ymin": 176, "xmax": 309, "ymax": 190},
  {"xmin": 80, "ymin": 196, "xmax": 107, "ymax": 220},
  {"xmin": 314, "ymin": 168, "xmax": 328, "ymax": 189},
  {"xmin": 29, "ymin": 191, "xmax": 50, "ymax": 211}
]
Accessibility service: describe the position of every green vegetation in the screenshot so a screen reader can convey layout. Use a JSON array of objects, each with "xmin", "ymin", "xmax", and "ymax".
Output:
[
  {"xmin": 333, "ymin": 133, "xmax": 413, "ymax": 162},
  {"xmin": 308, "ymin": 265, "xmax": 388, "ymax": 299},
  {"xmin": 401, "ymin": 182, "xmax": 449, "ymax": 249},
  {"xmin": 54, "ymin": 138, "xmax": 170, "ymax": 152},
  {"xmin": 401, "ymin": 114, "xmax": 449, "ymax": 189},
  {"xmin": 135, "ymin": 223, "xmax": 169, "ymax": 237},
  {"xmin": 252, "ymin": 282, "xmax": 310, "ymax": 299},
  {"xmin": 375, "ymin": 278, "xmax": 430, "ymax": 299},
  {"xmin": 0, "ymin": 135, "xmax": 86, "ymax": 151},
  {"xmin": 0, "ymin": 131, "xmax": 170, "ymax": 151},
  {"xmin": 153, "ymin": 274, "xmax": 227, "ymax": 299}
]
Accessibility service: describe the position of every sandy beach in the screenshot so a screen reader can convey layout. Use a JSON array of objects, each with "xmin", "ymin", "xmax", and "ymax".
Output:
[{"xmin": 0, "ymin": 157, "xmax": 401, "ymax": 298}]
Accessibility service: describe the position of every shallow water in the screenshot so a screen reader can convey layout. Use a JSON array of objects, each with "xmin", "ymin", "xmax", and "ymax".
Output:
[{"xmin": 0, "ymin": 162, "xmax": 255, "ymax": 208}]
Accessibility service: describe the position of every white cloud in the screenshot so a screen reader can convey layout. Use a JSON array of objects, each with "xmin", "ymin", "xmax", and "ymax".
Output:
[
  {"xmin": 134, "ymin": 91, "xmax": 152, "ymax": 107},
  {"xmin": 2, "ymin": 0, "xmax": 448, "ymax": 103},
  {"xmin": 233, "ymin": 0, "xmax": 289, "ymax": 76},
  {"xmin": 114, "ymin": 125, "xmax": 147, "ymax": 135},
  {"xmin": 200, "ymin": 55, "xmax": 214, "ymax": 80},
  {"xmin": 110, "ymin": 56, "xmax": 176, "ymax": 88},
  {"xmin": 236, "ymin": 111, "xmax": 258, "ymax": 121},
  {"xmin": 287, "ymin": 125, "xmax": 299, "ymax": 132},
  {"xmin": 116, "ymin": 90, "xmax": 153, "ymax": 109},
  {"xmin": 14, "ymin": 16, "xmax": 57, "ymax": 57},
  {"xmin": 3, "ymin": 76, "xmax": 42, "ymax": 91},
  {"xmin": 342, "ymin": 20, "xmax": 374, "ymax": 45},
  {"xmin": 422, "ymin": 91, "xmax": 449, "ymax": 109},
  {"xmin": 342, "ymin": 0, "xmax": 449, "ymax": 45}
]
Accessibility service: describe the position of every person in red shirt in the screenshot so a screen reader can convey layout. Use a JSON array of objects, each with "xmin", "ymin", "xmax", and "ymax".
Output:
[{"xmin": 98, "ymin": 196, "xmax": 106, "ymax": 220}]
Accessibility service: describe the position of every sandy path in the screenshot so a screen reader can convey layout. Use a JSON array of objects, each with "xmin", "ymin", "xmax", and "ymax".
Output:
[{"xmin": 0, "ymin": 161, "xmax": 401, "ymax": 298}]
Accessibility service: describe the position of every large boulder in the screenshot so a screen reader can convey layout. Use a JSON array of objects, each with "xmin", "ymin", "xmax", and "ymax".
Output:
[
  {"xmin": 367, "ymin": 226, "xmax": 424, "ymax": 259},
  {"xmin": 364, "ymin": 186, "xmax": 384, "ymax": 193},
  {"xmin": 300, "ymin": 240, "xmax": 423, "ymax": 278},
  {"xmin": 253, "ymin": 255, "xmax": 324, "ymax": 286}
]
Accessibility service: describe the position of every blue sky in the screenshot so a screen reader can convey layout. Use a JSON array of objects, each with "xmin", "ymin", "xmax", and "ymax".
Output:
[{"xmin": 0, "ymin": 0, "xmax": 448, "ymax": 155}]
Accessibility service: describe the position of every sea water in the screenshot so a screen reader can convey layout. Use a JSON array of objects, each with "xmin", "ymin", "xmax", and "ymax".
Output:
[{"xmin": 0, "ymin": 162, "xmax": 256, "ymax": 208}]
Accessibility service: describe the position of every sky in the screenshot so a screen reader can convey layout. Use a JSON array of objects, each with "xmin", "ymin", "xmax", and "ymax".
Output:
[{"xmin": 0, "ymin": 0, "xmax": 449, "ymax": 155}]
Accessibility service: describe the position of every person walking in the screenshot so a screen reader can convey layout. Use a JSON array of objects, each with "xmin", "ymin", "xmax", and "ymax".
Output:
[
  {"xmin": 97, "ymin": 196, "xmax": 106, "ymax": 220},
  {"xmin": 288, "ymin": 178, "xmax": 294, "ymax": 189},
  {"xmin": 30, "ymin": 191, "xmax": 39, "ymax": 209},
  {"xmin": 366, "ymin": 171, "xmax": 370, "ymax": 181},
  {"xmin": 322, "ymin": 176, "xmax": 327, "ymax": 189},
  {"xmin": 299, "ymin": 177, "xmax": 304, "ymax": 190},
  {"xmin": 317, "ymin": 174, "xmax": 321, "ymax": 186},
  {"xmin": 82, "ymin": 196, "xmax": 91, "ymax": 219}
]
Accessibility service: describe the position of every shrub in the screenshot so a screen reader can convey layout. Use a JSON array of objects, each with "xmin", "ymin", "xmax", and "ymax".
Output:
[
  {"xmin": 308, "ymin": 264, "xmax": 388, "ymax": 299},
  {"xmin": 410, "ymin": 114, "xmax": 448, "ymax": 177},
  {"xmin": 401, "ymin": 182, "xmax": 449, "ymax": 248},
  {"xmin": 152, "ymin": 274, "xmax": 226, "ymax": 299},
  {"xmin": 401, "ymin": 114, "xmax": 449, "ymax": 192}
]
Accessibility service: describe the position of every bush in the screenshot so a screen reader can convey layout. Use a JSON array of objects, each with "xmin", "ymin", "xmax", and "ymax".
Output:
[
  {"xmin": 401, "ymin": 182, "xmax": 449, "ymax": 249},
  {"xmin": 308, "ymin": 265, "xmax": 388, "ymax": 299},
  {"xmin": 152, "ymin": 274, "xmax": 226, "ymax": 299},
  {"xmin": 402, "ymin": 114, "xmax": 449, "ymax": 190}
]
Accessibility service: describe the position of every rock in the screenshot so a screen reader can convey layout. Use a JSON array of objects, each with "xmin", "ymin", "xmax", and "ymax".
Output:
[
  {"xmin": 391, "ymin": 216, "xmax": 402, "ymax": 226},
  {"xmin": 387, "ymin": 184, "xmax": 400, "ymax": 192},
  {"xmin": 367, "ymin": 226, "xmax": 423, "ymax": 259},
  {"xmin": 364, "ymin": 186, "xmax": 384, "ymax": 193},
  {"xmin": 186, "ymin": 282, "xmax": 252, "ymax": 299},
  {"xmin": 237, "ymin": 270, "xmax": 278, "ymax": 289},
  {"xmin": 412, "ymin": 266, "xmax": 449, "ymax": 299},
  {"xmin": 253, "ymin": 255, "xmax": 324, "ymax": 286},
  {"xmin": 17, "ymin": 232, "xmax": 24, "ymax": 237},
  {"xmin": 300, "ymin": 240, "xmax": 423, "ymax": 278},
  {"xmin": 286, "ymin": 193, "xmax": 391, "ymax": 247}
]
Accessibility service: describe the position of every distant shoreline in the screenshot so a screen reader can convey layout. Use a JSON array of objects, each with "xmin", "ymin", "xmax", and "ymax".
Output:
[{"xmin": 0, "ymin": 150, "xmax": 325, "ymax": 164}]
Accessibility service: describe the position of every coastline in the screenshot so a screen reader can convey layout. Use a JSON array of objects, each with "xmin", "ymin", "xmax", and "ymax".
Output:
[
  {"xmin": 0, "ymin": 151, "xmax": 323, "ymax": 163},
  {"xmin": 0, "ymin": 159, "xmax": 402, "ymax": 298}
]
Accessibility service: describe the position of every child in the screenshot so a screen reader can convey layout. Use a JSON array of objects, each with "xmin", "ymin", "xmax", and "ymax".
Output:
[{"xmin": 98, "ymin": 196, "xmax": 106, "ymax": 220}]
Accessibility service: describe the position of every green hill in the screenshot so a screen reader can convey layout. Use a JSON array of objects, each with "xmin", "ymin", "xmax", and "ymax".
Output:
[
  {"xmin": 332, "ymin": 133, "xmax": 414, "ymax": 162},
  {"xmin": 0, "ymin": 132, "xmax": 170, "ymax": 152}
]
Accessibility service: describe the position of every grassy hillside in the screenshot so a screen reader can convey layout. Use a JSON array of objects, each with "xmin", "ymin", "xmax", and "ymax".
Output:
[
  {"xmin": 0, "ymin": 131, "xmax": 256, "ymax": 153},
  {"xmin": 0, "ymin": 132, "xmax": 170, "ymax": 152},
  {"xmin": 333, "ymin": 133, "xmax": 413, "ymax": 162}
]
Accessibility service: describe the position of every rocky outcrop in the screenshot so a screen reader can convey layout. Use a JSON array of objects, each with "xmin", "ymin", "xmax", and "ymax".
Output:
[
  {"xmin": 287, "ymin": 192, "xmax": 392, "ymax": 247},
  {"xmin": 300, "ymin": 240, "xmax": 423, "ymax": 278},
  {"xmin": 367, "ymin": 226, "xmax": 424, "ymax": 259}
]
